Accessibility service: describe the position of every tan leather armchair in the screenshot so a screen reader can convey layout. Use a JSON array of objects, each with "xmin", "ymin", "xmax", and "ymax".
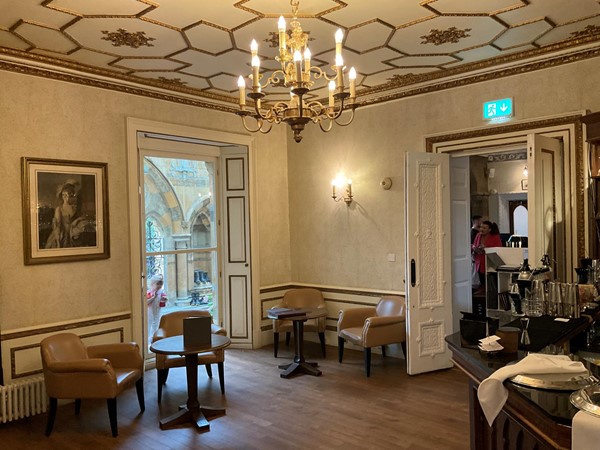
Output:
[
  {"xmin": 151, "ymin": 309, "xmax": 227, "ymax": 402},
  {"xmin": 40, "ymin": 332, "xmax": 144, "ymax": 437},
  {"xmin": 337, "ymin": 296, "xmax": 406, "ymax": 377},
  {"xmin": 272, "ymin": 288, "xmax": 327, "ymax": 358}
]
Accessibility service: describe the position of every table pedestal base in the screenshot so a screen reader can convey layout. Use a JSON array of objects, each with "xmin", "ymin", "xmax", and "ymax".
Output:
[
  {"xmin": 159, "ymin": 405, "xmax": 226, "ymax": 432},
  {"xmin": 278, "ymin": 361, "xmax": 321, "ymax": 378}
]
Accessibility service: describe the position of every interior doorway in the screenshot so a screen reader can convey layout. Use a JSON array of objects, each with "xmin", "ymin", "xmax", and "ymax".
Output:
[{"xmin": 428, "ymin": 115, "xmax": 584, "ymax": 331}]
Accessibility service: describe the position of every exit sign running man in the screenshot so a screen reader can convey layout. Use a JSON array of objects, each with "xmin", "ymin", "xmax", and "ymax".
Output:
[{"xmin": 483, "ymin": 98, "xmax": 513, "ymax": 120}]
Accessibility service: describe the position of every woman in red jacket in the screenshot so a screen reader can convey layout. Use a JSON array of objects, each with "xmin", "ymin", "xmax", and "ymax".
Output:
[{"xmin": 472, "ymin": 221, "xmax": 502, "ymax": 287}]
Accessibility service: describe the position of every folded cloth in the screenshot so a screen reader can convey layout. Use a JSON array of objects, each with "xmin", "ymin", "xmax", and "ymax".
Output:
[
  {"xmin": 477, "ymin": 354, "xmax": 586, "ymax": 426},
  {"xmin": 572, "ymin": 410, "xmax": 600, "ymax": 450}
]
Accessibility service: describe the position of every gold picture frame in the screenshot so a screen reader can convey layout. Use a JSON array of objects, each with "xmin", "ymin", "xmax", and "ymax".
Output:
[{"xmin": 21, "ymin": 157, "xmax": 110, "ymax": 265}]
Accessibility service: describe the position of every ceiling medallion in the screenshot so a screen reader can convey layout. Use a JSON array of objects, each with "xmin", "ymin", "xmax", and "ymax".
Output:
[
  {"xmin": 387, "ymin": 72, "xmax": 421, "ymax": 86},
  {"xmin": 421, "ymin": 27, "xmax": 471, "ymax": 46},
  {"xmin": 158, "ymin": 77, "xmax": 188, "ymax": 86},
  {"xmin": 235, "ymin": 0, "xmax": 357, "ymax": 143},
  {"xmin": 101, "ymin": 28, "xmax": 156, "ymax": 48},
  {"xmin": 570, "ymin": 24, "xmax": 600, "ymax": 39}
]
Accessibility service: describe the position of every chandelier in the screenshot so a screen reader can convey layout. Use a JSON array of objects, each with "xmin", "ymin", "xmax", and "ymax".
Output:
[{"xmin": 236, "ymin": 0, "xmax": 357, "ymax": 143}]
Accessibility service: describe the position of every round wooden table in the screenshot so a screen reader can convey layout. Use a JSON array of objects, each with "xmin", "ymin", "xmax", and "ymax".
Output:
[
  {"xmin": 150, "ymin": 334, "xmax": 230, "ymax": 432},
  {"xmin": 267, "ymin": 308, "xmax": 327, "ymax": 378}
]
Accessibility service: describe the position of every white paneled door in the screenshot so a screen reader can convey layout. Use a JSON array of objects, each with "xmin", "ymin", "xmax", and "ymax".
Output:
[
  {"xmin": 220, "ymin": 147, "xmax": 252, "ymax": 346},
  {"xmin": 405, "ymin": 152, "xmax": 453, "ymax": 375}
]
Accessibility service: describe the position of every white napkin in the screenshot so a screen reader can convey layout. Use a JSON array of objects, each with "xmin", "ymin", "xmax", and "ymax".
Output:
[
  {"xmin": 477, "ymin": 354, "xmax": 586, "ymax": 426},
  {"xmin": 572, "ymin": 410, "xmax": 600, "ymax": 450}
]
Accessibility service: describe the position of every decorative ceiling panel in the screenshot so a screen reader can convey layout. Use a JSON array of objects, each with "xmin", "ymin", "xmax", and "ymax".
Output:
[{"xmin": 0, "ymin": 0, "xmax": 598, "ymax": 113}]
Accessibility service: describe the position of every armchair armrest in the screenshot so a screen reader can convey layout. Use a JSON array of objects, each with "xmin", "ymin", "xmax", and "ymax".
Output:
[
  {"xmin": 47, "ymin": 358, "xmax": 111, "ymax": 373},
  {"xmin": 152, "ymin": 328, "xmax": 168, "ymax": 342},
  {"xmin": 337, "ymin": 306, "xmax": 377, "ymax": 330},
  {"xmin": 87, "ymin": 342, "xmax": 142, "ymax": 370},
  {"xmin": 366, "ymin": 315, "xmax": 405, "ymax": 328},
  {"xmin": 211, "ymin": 324, "xmax": 227, "ymax": 336}
]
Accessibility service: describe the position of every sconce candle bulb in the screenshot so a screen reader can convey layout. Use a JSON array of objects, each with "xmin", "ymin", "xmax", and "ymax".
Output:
[{"xmin": 331, "ymin": 175, "xmax": 353, "ymax": 206}]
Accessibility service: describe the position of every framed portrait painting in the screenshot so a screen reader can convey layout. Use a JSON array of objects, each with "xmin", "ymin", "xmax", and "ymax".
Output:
[{"xmin": 21, "ymin": 157, "xmax": 110, "ymax": 265}]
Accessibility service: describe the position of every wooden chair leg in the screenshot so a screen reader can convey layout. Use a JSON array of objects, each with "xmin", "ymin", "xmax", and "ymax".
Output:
[
  {"xmin": 157, "ymin": 368, "xmax": 169, "ymax": 403},
  {"xmin": 205, "ymin": 364, "xmax": 213, "ymax": 378},
  {"xmin": 136, "ymin": 377, "xmax": 145, "ymax": 412},
  {"xmin": 107, "ymin": 398, "xmax": 118, "ymax": 437},
  {"xmin": 381, "ymin": 345, "xmax": 386, "ymax": 358},
  {"xmin": 45, "ymin": 397, "xmax": 57, "ymax": 437},
  {"xmin": 338, "ymin": 337, "xmax": 345, "ymax": 363},
  {"xmin": 318, "ymin": 332, "xmax": 326, "ymax": 357},
  {"xmin": 75, "ymin": 399, "xmax": 81, "ymax": 415},
  {"xmin": 401, "ymin": 341, "xmax": 407, "ymax": 359},
  {"xmin": 273, "ymin": 332, "xmax": 279, "ymax": 357},
  {"xmin": 365, "ymin": 347, "xmax": 372, "ymax": 377},
  {"xmin": 285, "ymin": 332, "xmax": 291, "ymax": 347},
  {"xmin": 218, "ymin": 361, "xmax": 225, "ymax": 395}
]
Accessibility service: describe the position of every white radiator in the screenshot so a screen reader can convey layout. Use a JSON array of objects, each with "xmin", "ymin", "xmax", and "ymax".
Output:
[{"xmin": 0, "ymin": 375, "xmax": 47, "ymax": 423}]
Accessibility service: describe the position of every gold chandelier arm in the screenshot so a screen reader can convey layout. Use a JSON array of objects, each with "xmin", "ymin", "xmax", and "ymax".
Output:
[
  {"xmin": 240, "ymin": 115, "xmax": 273, "ymax": 134},
  {"xmin": 318, "ymin": 117, "xmax": 334, "ymax": 132},
  {"xmin": 333, "ymin": 108, "xmax": 356, "ymax": 127},
  {"xmin": 311, "ymin": 65, "xmax": 339, "ymax": 82}
]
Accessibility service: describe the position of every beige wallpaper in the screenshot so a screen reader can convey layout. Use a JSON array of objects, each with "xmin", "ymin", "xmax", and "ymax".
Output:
[
  {"xmin": 0, "ymin": 70, "xmax": 290, "ymax": 331},
  {"xmin": 1, "ymin": 55, "xmax": 600, "ymax": 335},
  {"xmin": 287, "ymin": 58, "xmax": 600, "ymax": 292}
]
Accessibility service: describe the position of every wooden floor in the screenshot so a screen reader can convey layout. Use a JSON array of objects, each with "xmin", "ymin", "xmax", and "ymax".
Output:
[{"xmin": 0, "ymin": 342, "xmax": 470, "ymax": 449}]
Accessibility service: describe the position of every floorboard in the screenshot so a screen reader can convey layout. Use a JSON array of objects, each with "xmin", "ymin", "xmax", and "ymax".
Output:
[{"xmin": 0, "ymin": 343, "xmax": 470, "ymax": 449}]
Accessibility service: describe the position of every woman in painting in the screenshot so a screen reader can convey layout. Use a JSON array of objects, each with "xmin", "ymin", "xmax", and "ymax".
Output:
[{"xmin": 44, "ymin": 179, "xmax": 93, "ymax": 248}]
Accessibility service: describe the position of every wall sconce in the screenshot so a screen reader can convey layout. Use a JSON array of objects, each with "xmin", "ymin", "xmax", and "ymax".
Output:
[{"xmin": 331, "ymin": 175, "xmax": 353, "ymax": 206}]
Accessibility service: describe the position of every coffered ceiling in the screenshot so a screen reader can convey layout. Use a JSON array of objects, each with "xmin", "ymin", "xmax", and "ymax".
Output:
[{"xmin": 1, "ymin": 0, "xmax": 600, "ymax": 113}]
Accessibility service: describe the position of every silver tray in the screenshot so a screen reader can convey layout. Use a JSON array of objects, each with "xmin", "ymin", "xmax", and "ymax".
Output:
[
  {"xmin": 570, "ymin": 384, "xmax": 600, "ymax": 416},
  {"xmin": 509, "ymin": 371, "xmax": 598, "ymax": 390}
]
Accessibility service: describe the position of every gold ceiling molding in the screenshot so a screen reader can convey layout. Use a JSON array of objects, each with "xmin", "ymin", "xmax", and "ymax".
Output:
[
  {"xmin": 358, "ymin": 39, "xmax": 600, "ymax": 102},
  {"xmin": 425, "ymin": 114, "xmax": 586, "ymax": 260},
  {"xmin": 420, "ymin": 27, "xmax": 472, "ymax": 46},
  {"xmin": 157, "ymin": 76, "xmax": 187, "ymax": 86},
  {"xmin": 101, "ymin": 28, "xmax": 156, "ymax": 48},
  {"xmin": 0, "ymin": 60, "xmax": 238, "ymax": 114},
  {"xmin": 0, "ymin": 47, "xmax": 237, "ymax": 105}
]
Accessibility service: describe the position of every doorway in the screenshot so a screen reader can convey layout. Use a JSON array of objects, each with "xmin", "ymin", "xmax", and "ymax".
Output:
[
  {"xmin": 126, "ymin": 118, "xmax": 256, "ymax": 357},
  {"xmin": 427, "ymin": 115, "xmax": 585, "ymax": 333},
  {"xmin": 141, "ymin": 152, "xmax": 219, "ymax": 347}
]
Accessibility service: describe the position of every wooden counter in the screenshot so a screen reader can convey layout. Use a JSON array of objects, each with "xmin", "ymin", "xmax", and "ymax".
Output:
[{"xmin": 446, "ymin": 316, "xmax": 589, "ymax": 450}]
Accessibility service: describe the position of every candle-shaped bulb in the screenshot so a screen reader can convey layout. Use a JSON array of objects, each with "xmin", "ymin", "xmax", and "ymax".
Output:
[
  {"xmin": 278, "ymin": 16, "xmax": 286, "ymax": 50},
  {"xmin": 303, "ymin": 47, "xmax": 311, "ymax": 74},
  {"xmin": 328, "ymin": 80, "xmax": 335, "ymax": 107},
  {"xmin": 237, "ymin": 76, "xmax": 246, "ymax": 107},
  {"xmin": 331, "ymin": 180, "xmax": 336, "ymax": 197},
  {"xmin": 335, "ymin": 28, "xmax": 344, "ymax": 59},
  {"xmin": 293, "ymin": 50, "xmax": 302, "ymax": 82},
  {"xmin": 347, "ymin": 179, "xmax": 352, "ymax": 196},
  {"xmin": 250, "ymin": 39, "xmax": 258, "ymax": 57},
  {"xmin": 251, "ymin": 55, "xmax": 260, "ymax": 89},
  {"xmin": 335, "ymin": 54, "xmax": 344, "ymax": 68},
  {"xmin": 349, "ymin": 67, "xmax": 356, "ymax": 98}
]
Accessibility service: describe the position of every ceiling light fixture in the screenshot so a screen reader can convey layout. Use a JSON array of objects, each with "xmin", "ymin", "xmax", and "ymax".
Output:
[{"xmin": 236, "ymin": 0, "xmax": 357, "ymax": 143}]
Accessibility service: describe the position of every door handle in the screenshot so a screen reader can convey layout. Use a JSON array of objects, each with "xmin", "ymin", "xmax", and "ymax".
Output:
[{"xmin": 410, "ymin": 259, "xmax": 416, "ymax": 287}]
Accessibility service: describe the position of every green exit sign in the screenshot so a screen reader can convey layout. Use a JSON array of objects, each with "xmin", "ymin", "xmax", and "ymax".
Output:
[{"xmin": 483, "ymin": 98, "xmax": 513, "ymax": 120}]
